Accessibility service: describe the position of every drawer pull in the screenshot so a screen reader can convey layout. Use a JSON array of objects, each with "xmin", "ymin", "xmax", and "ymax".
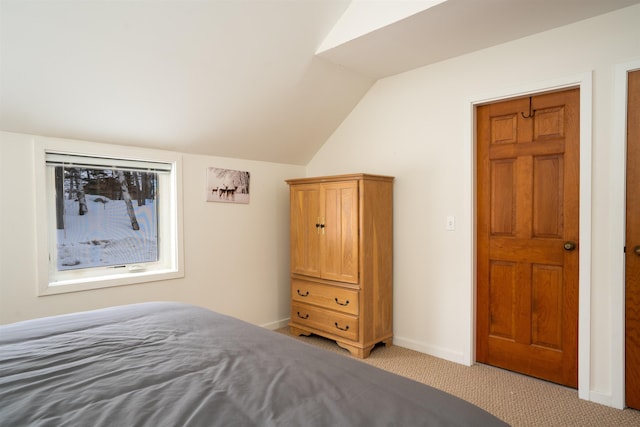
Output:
[
  {"xmin": 297, "ymin": 290, "xmax": 309, "ymax": 297},
  {"xmin": 296, "ymin": 311, "xmax": 309, "ymax": 319},
  {"xmin": 334, "ymin": 298, "xmax": 350, "ymax": 306},
  {"xmin": 334, "ymin": 322, "xmax": 349, "ymax": 331}
]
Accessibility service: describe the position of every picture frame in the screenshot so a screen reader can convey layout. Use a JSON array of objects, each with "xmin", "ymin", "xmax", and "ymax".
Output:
[{"xmin": 206, "ymin": 167, "xmax": 250, "ymax": 204}]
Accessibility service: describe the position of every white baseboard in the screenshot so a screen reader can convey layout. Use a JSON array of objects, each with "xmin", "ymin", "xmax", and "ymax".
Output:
[
  {"xmin": 393, "ymin": 335, "xmax": 467, "ymax": 366},
  {"xmin": 589, "ymin": 390, "xmax": 624, "ymax": 410},
  {"xmin": 262, "ymin": 318, "xmax": 290, "ymax": 331}
]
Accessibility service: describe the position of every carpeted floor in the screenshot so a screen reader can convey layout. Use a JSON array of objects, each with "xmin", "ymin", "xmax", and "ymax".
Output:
[{"xmin": 276, "ymin": 328, "xmax": 640, "ymax": 427}]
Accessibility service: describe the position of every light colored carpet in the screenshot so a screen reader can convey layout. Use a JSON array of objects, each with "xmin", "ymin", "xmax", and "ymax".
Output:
[{"xmin": 276, "ymin": 328, "xmax": 640, "ymax": 427}]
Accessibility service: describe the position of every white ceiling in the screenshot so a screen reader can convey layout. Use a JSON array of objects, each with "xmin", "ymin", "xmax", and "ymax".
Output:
[{"xmin": 1, "ymin": 0, "xmax": 639, "ymax": 165}]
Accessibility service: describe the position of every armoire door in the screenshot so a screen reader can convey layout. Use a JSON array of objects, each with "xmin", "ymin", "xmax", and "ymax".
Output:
[
  {"xmin": 476, "ymin": 88, "xmax": 580, "ymax": 388},
  {"xmin": 289, "ymin": 181, "xmax": 359, "ymax": 283},
  {"xmin": 290, "ymin": 184, "xmax": 321, "ymax": 278},
  {"xmin": 321, "ymin": 181, "xmax": 359, "ymax": 284}
]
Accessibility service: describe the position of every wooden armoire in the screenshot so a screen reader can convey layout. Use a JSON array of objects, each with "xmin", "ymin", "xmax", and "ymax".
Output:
[{"xmin": 286, "ymin": 173, "xmax": 394, "ymax": 358}]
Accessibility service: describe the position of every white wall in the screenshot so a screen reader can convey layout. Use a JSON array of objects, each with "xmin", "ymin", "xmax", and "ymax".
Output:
[
  {"xmin": 306, "ymin": 5, "xmax": 640, "ymax": 408},
  {"xmin": 0, "ymin": 131, "xmax": 304, "ymax": 328}
]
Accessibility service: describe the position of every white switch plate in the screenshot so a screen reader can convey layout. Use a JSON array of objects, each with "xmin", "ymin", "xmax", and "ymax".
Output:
[{"xmin": 446, "ymin": 215, "xmax": 455, "ymax": 231}]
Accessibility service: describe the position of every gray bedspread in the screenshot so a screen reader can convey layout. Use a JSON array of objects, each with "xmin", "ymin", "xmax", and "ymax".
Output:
[{"xmin": 0, "ymin": 302, "xmax": 508, "ymax": 426}]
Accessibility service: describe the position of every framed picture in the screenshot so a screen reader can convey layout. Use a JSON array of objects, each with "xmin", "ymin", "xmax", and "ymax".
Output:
[{"xmin": 206, "ymin": 167, "xmax": 250, "ymax": 204}]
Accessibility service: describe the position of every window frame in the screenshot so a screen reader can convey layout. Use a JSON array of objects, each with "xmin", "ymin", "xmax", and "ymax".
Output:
[{"xmin": 34, "ymin": 137, "xmax": 184, "ymax": 296}]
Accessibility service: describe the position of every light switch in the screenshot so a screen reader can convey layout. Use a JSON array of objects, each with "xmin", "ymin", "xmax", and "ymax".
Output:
[{"xmin": 446, "ymin": 215, "xmax": 455, "ymax": 231}]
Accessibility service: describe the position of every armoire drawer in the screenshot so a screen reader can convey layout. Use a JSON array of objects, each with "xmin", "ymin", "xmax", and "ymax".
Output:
[
  {"xmin": 291, "ymin": 302, "xmax": 358, "ymax": 341},
  {"xmin": 291, "ymin": 279, "xmax": 359, "ymax": 315}
]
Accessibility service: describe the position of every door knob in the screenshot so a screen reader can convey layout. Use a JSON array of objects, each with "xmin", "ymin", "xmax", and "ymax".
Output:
[
  {"xmin": 634, "ymin": 245, "xmax": 640, "ymax": 256},
  {"xmin": 563, "ymin": 241, "xmax": 577, "ymax": 251}
]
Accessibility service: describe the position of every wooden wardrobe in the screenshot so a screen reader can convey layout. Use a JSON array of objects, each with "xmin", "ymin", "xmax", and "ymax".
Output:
[{"xmin": 286, "ymin": 173, "xmax": 394, "ymax": 358}]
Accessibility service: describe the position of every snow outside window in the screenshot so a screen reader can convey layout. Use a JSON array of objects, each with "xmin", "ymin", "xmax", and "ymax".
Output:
[{"xmin": 34, "ymin": 139, "xmax": 184, "ymax": 295}]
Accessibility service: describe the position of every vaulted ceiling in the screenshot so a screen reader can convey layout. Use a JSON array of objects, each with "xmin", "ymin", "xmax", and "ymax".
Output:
[{"xmin": 2, "ymin": 0, "xmax": 639, "ymax": 165}]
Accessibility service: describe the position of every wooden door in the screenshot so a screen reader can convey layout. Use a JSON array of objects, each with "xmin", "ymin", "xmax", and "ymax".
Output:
[
  {"xmin": 290, "ymin": 184, "xmax": 321, "ymax": 278},
  {"xmin": 476, "ymin": 88, "xmax": 580, "ymax": 388},
  {"xmin": 321, "ymin": 181, "xmax": 359, "ymax": 283},
  {"xmin": 626, "ymin": 69, "xmax": 640, "ymax": 410}
]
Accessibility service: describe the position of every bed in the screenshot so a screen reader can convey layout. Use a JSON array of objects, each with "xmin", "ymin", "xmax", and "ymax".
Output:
[{"xmin": 0, "ymin": 302, "xmax": 508, "ymax": 426}]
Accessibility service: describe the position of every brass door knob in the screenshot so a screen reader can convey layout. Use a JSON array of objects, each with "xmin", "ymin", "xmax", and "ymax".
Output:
[
  {"xmin": 563, "ymin": 241, "xmax": 577, "ymax": 251},
  {"xmin": 634, "ymin": 245, "xmax": 640, "ymax": 256}
]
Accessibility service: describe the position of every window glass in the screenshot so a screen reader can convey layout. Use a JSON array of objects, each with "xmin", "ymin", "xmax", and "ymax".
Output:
[{"xmin": 49, "ymin": 161, "xmax": 161, "ymax": 271}]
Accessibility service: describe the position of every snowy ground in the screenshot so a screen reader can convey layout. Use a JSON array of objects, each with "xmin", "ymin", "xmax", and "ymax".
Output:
[{"xmin": 56, "ymin": 195, "xmax": 158, "ymax": 270}]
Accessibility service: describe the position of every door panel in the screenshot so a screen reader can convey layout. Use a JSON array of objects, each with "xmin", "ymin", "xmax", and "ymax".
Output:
[
  {"xmin": 322, "ymin": 181, "xmax": 359, "ymax": 283},
  {"xmin": 531, "ymin": 264, "xmax": 563, "ymax": 349},
  {"xmin": 491, "ymin": 160, "xmax": 516, "ymax": 234},
  {"xmin": 626, "ymin": 69, "xmax": 640, "ymax": 410},
  {"xmin": 477, "ymin": 88, "xmax": 579, "ymax": 388},
  {"xmin": 290, "ymin": 184, "xmax": 321, "ymax": 277},
  {"xmin": 533, "ymin": 155, "xmax": 563, "ymax": 236},
  {"xmin": 488, "ymin": 261, "xmax": 517, "ymax": 340}
]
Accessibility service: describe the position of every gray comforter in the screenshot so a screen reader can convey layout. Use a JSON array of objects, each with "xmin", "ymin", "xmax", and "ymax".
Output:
[{"xmin": 0, "ymin": 302, "xmax": 508, "ymax": 426}]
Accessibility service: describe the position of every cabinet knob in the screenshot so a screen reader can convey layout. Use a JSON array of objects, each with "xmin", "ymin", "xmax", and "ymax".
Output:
[
  {"xmin": 297, "ymin": 290, "xmax": 309, "ymax": 297},
  {"xmin": 334, "ymin": 298, "xmax": 349, "ymax": 306},
  {"xmin": 296, "ymin": 312, "xmax": 309, "ymax": 319}
]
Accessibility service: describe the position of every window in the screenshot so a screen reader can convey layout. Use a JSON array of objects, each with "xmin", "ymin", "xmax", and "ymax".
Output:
[{"xmin": 34, "ymin": 138, "xmax": 184, "ymax": 295}]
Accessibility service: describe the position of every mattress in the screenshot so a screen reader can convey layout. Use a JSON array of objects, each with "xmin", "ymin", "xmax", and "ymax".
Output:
[{"xmin": 0, "ymin": 302, "xmax": 508, "ymax": 426}]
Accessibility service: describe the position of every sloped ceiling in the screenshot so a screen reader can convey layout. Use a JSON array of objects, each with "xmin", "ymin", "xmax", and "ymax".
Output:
[
  {"xmin": 1, "ymin": 0, "xmax": 639, "ymax": 165},
  {"xmin": 318, "ymin": 0, "xmax": 640, "ymax": 79}
]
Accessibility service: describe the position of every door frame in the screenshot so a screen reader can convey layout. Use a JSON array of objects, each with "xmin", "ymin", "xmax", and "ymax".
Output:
[
  {"xmin": 466, "ymin": 72, "xmax": 593, "ymax": 402},
  {"xmin": 613, "ymin": 59, "xmax": 640, "ymax": 410}
]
